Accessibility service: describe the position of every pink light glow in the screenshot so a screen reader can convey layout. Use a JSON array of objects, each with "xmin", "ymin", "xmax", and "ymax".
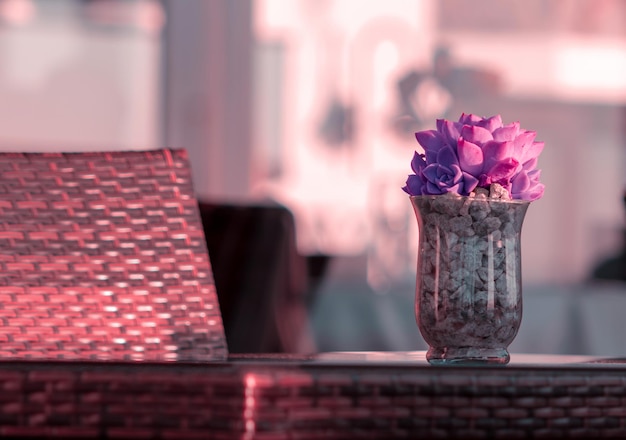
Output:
[
  {"xmin": 554, "ymin": 41, "xmax": 626, "ymax": 101},
  {"xmin": 243, "ymin": 374, "xmax": 257, "ymax": 439},
  {"xmin": 0, "ymin": 0, "xmax": 35, "ymax": 26}
]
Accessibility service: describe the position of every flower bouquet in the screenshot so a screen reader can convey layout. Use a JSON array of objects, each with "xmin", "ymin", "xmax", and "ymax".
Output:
[{"xmin": 403, "ymin": 113, "xmax": 544, "ymax": 365}]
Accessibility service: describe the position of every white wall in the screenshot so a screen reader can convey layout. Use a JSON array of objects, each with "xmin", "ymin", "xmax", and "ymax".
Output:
[{"xmin": 0, "ymin": 5, "xmax": 162, "ymax": 151}]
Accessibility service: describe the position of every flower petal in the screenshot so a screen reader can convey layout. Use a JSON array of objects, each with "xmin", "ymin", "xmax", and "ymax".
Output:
[
  {"xmin": 437, "ymin": 119, "xmax": 461, "ymax": 146},
  {"xmin": 415, "ymin": 130, "xmax": 445, "ymax": 152},
  {"xmin": 460, "ymin": 125, "xmax": 493, "ymax": 145},
  {"xmin": 486, "ymin": 157, "xmax": 519, "ymax": 183},
  {"xmin": 449, "ymin": 164, "xmax": 463, "ymax": 183},
  {"xmin": 527, "ymin": 183, "xmax": 545, "ymax": 201},
  {"xmin": 492, "ymin": 122, "xmax": 519, "ymax": 142},
  {"xmin": 403, "ymin": 174, "xmax": 424, "ymax": 195},
  {"xmin": 425, "ymin": 181, "xmax": 445, "ymax": 195},
  {"xmin": 422, "ymin": 164, "xmax": 440, "ymax": 182},
  {"xmin": 463, "ymin": 172, "xmax": 479, "ymax": 194},
  {"xmin": 483, "ymin": 140, "xmax": 514, "ymax": 161},
  {"xmin": 436, "ymin": 145, "xmax": 459, "ymax": 167},
  {"xmin": 511, "ymin": 170, "xmax": 530, "ymax": 194},
  {"xmin": 521, "ymin": 141, "xmax": 544, "ymax": 164},
  {"xmin": 522, "ymin": 157, "xmax": 538, "ymax": 171},
  {"xmin": 513, "ymin": 130, "xmax": 536, "ymax": 157},
  {"xmin": 477, "ymin": 114, "xmax": 503, "ymax": 132},
  {"xmin": 513, "ymin": 179, "xmax": 544, "ymax": 201},
  {"xmin": 457, "ymin": 138, "xmax": 484, "ymax": 176},
  {"xmin": 446, "ymin": 183, "xmax": 462, "ymax": 194},
  {"xmin": 410, "ymin": 152, "xmax": 427, "ymax": 174},
  {"xmin": 457, "ymin": 113, "xmax": 482, "ymax": 125}
]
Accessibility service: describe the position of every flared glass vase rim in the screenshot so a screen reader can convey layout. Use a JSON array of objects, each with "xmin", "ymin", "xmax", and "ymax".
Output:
[{"xmin": 409, "ymin": 194, "xmax": 531, "ymax": 206}]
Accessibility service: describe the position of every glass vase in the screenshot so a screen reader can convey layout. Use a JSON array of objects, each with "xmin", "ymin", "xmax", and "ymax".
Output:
[{"xmin": 411, "ymin": 194, "xmax": 530, "ymax": 365}]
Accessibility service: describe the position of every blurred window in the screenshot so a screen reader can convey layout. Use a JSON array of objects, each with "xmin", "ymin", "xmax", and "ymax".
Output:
[{"xmin": 252, "ymin": 0, "xmax": 626, "ymax": 288}]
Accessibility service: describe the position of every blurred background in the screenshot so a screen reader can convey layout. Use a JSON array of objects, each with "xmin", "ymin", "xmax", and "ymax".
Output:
[{"xmin": 2, "ymin": 0, "xmax": 626, "ymax": 356}]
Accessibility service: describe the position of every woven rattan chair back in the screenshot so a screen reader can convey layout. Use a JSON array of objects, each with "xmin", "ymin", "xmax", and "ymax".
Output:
[{"xmin": 0, "ymin": 149, "xmax": 227, "ymax": 362}]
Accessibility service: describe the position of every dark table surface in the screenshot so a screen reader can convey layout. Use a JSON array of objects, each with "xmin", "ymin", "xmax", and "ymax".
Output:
[{"xmin": 1, "ymin": 351, "xmax": 626, "ymax": 439}]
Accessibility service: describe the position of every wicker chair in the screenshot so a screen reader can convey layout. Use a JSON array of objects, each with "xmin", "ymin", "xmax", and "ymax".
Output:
[{"xmin": 0, "ymin": 149, "xmax": 227, "ymax": 363}]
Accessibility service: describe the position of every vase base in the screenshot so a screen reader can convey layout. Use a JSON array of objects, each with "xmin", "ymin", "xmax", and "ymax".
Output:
[{"xmin": 426, "ymin": 347, "xmax": 510, "ymax": 366}]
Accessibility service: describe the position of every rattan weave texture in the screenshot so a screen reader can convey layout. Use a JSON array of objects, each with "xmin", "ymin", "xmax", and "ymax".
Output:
[
  {"xmin": 0, "ymin": 149, "xmax": 227, "ymax": 362},
  {"xmin": 242, "ymin": 363, "xmax": 626, "ymax": 439},
  {"xmin": 0, "ymin": 361, "xmax": 243, "ymax": 439}
]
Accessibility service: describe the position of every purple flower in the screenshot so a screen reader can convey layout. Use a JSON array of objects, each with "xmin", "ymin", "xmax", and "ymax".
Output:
[
  {"xmin": 511, "ymin": 168, "xmax": 545, "ymax": 200},
  {"xmin": 403, "ymin": 113, "xmax": 544, "ymax": 201},
  {"xmin": 402, "ymin": 152, "xmax": 426, "ymax": 195},
  {"xmin": 422, "ymin": 146, "xmax": 464, "ymax": 195}
]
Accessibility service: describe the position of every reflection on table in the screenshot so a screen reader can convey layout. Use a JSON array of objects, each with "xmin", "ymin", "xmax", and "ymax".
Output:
[{"xmin": 312, "ymin": 277, "xmax": 626, "ymax": 357}]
